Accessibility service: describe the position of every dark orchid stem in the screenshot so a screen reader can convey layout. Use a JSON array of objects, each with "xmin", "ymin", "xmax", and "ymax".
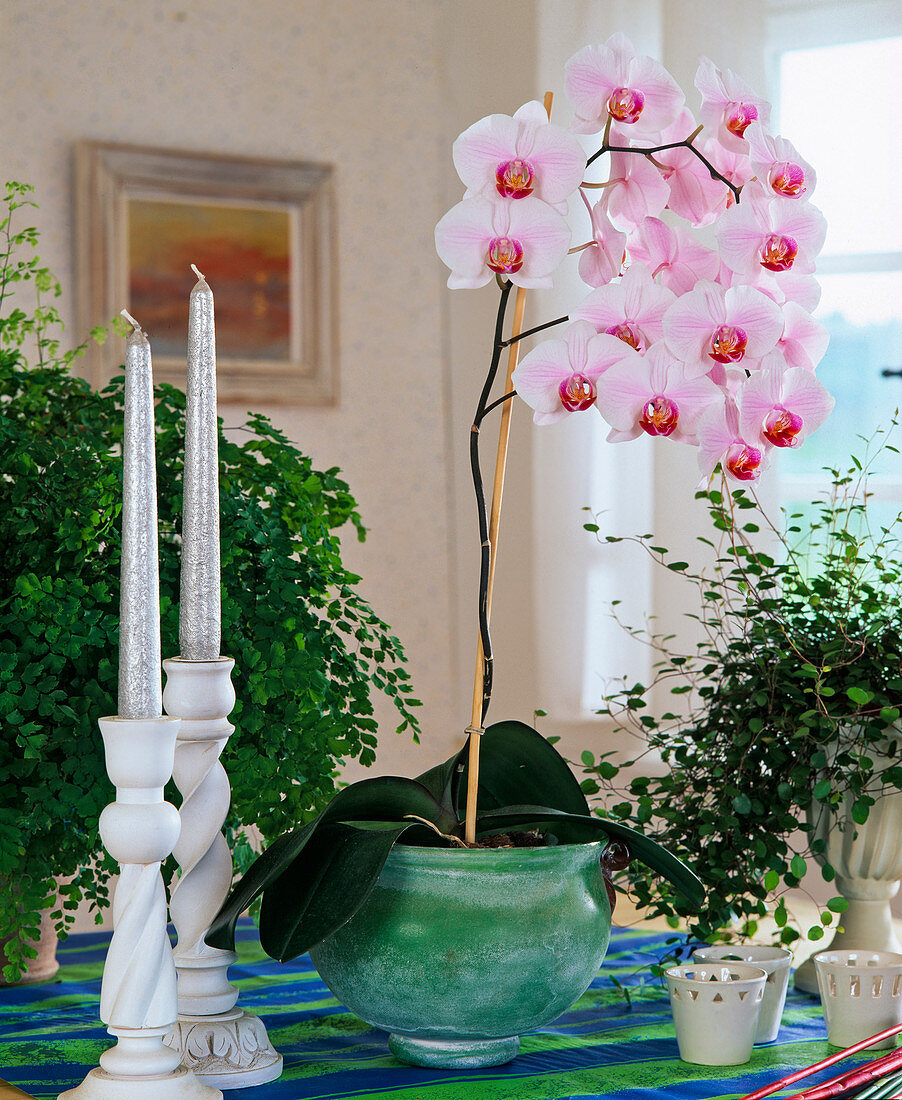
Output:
[
  {"xmin": 585, "ymin": 130, "xmax": 741, "ymax": 204},
  {"xmin": 501, "ymin": 314, "xmax": 570, "ymax": 348},
  {"xmin": 482, "ymin": 389, "xmax": 518, "ymax": 418},
  {"xmin": 470, "ymin": 278, "xmax": 514, "ymax": 721}
]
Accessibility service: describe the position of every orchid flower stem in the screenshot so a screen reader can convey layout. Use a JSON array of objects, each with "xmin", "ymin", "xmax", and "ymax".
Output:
[
  {"xmin": 482, "ymin": 389, "xmax": 518, "ymax": 418},
  {"xmin": 501, "ymin": 314, "xmax": 569, "ymax": 348}
]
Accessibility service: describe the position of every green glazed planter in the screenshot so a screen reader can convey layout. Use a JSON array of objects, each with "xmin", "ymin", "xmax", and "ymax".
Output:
[{"xmin": 308, "ymin": 840, "xmax": 612, "ymax": 1068}]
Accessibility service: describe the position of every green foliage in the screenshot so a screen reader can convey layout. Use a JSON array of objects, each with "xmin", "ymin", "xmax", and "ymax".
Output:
[
  {"xmin": 581, "ymin": 442, "xmax": 902, "ymax": 947},
  {"xmin": 208, "ymin": 719, "xmax": 704, "ymax": 963},
  {"xmin": 0, "ymin": 181, "xmax": 420, "ymax": 981}
]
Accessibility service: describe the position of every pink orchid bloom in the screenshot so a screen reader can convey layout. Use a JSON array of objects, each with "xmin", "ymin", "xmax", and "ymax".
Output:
[
  {"xmin": 452, "ymin": 101, "xmax": 587, "ymax": 210},
  {"xmin": 571, "ymin": 262, "xmax": 676, "ymax": 352},
  {"xmin": 695, "ymin": 56, "xmax": 772, "ymax": 154},
  {"xmin": 736, "ymin": 266, "xmax": 822, "ymax": 313},
  {"xmin": 653, "ymin": 110, "xmax": 730, "ymax": 227},
  {"xmin": 435, "ymin": 194, "xmax": 570, "ymax": 290},
  {"xmin": 578, "ymin": 196, "xmax": 627, "ymax": 287},
  {"xmin": 697, "ymin": 397, "xmax": 769, "ymax": 483},
  {"xmin": 603, "ymin": 150, "xmax": 671, "ymax": 232},
  {"xmin": 701, "ymin": 135, "xmax": 755, "ymax": 199},
  {"xmin": 596, "ymin": 341, "xmax": 723, "ymax": 443},
  {"xmin": 715, "ymin": 185, "xmax": 827, "ymax": 279},
  {"xmin": 778, "ymin": 301, "xmax": 829, "ymax": 372},
  {"xmin": 512, "ymin": 320, "xmax": 637, "ymax": 425},
  {"xmin": 739, "ymin": 354, "xmax": 834, "ymax": 449},
  {"xmin": 565, "ymin": 33, "xmax": 684, "ymax": 138},
  {"xmin": 627, "ymin": 216, "xmax": 720, "ymax": 296},
  {"xmin": 745, "ymin": 122, "xmax": 816, "ymax": 201},
  {"xmin": 662, "ymin": 280, "xmax": 784, "ymax": 378}
]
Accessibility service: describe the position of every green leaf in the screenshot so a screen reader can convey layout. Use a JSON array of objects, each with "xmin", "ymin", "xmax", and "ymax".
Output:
[
  {"xmin": 847, "ymin": 686, "xmax": 873, "ymax": 706},
  {"xmin": 826, "ymin": 896, "xmax": 849, "ymax": 913},
  {"xmin": 259, "ymin": 820, "xmax": 418, "ymax": 960},
  {"xmin": 458, "ymin": 721, "xmax": 590, "ymax": 819},
  {"xmin": 414, "ymin": 742, "xmax": 467, "ymax": 822},
  {"xmin": 763, "ymin": 869, "xmax": 780, "ymax": 892},
  {"xmin": 472, "ymin": 805, "xmax": 705, "ymax": 906},
  {"xmin": 790, "ymin": 854, "xmax": 807, "ymax": 881},
  {"xmin": 812, "ymin": 778, "xmax": 831, "ymax": 801},
  {"xmin": 732, "ymin": 793, "xmax": 752, "ymax": 815}
]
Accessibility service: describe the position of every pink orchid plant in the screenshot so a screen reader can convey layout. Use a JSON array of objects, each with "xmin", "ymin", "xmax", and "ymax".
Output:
[
  {"xmin": 435, "ymin": 33, "xmax": 833, "ymax": 491},
  {"xmin": 435, "ymin": 35, "xmax": 833, "ymax": 833}
]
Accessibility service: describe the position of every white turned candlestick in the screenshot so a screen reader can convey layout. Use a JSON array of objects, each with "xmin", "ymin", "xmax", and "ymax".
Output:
[
  {"xmin": 58, "ymin": 717, "xmax": 221, "ymax": 1100},
  {"xmin": 162, "ymin": 657, "xmax": 283, "ymax": 1089}
]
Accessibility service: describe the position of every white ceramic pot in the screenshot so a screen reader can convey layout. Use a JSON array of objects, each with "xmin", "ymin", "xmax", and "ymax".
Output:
[
  {"xmin": 692, "ymin": 945, "xmax": 792, "ymax": 1043},
  {"xmin": 814, "ymin": 949, "xmax": 902, "ymax": 1049},
  {"xmin": 664, "ymin": 962, "xmax": 766, "ymax": 1066}
]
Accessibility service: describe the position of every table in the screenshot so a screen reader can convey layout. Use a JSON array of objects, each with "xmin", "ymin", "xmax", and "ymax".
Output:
[{"xmin": 0, "ymin": 922, "xmax": 877, "ymax": 1099}]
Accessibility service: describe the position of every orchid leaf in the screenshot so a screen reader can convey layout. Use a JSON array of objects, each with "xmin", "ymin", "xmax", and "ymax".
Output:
[
  {"xmin": 259, "ymin": 820, "xmax": 419, "ymax": 961},
  {"xmin": 206, "ymin": 775, "xmax": 450, "ymax": 951},
  {"xmin": 474, "ymin": 805, "xmax": 705, "ymax": 906},
  {"xmin": 414, "ymin": 739, "xmax": 468, "ymax": 819},
  {"xmin": 458, "ymin": 720, "xmax": 590, "ymax": 818}
]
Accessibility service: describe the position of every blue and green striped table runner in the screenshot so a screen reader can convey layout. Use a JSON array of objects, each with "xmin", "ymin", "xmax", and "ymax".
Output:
[{"xmin": 0, "ymin": 923, "xmax": 875, "ymax": 1098}]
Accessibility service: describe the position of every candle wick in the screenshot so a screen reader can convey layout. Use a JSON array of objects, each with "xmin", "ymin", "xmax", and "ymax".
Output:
[
  {"xmin": 120, "ymin": 308, "xmax": 143, "ymax": 333},
  {"xmin": 190, "ymin": 263, "xmax": 206, "ymax": 282}
]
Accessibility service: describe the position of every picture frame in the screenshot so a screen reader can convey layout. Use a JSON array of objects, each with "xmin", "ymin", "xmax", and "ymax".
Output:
[{"xmin": 75, "ymin": 141, "xmax": 338, "ymax": 407}]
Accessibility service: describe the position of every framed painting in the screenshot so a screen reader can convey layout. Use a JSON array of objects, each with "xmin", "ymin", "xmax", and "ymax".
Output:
[{"xmin": 75, "ymin": 142, "xmax": 338, "ymax": 406}]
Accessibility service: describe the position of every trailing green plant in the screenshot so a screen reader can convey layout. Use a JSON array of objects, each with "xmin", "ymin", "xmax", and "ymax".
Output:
[
  {"xmin": 208, "ymin": 718, "xmax": 704, "ymax": 962},
  {"xmin": 579, "ymin": 435, "xmax": 902, "ymax": 948},
  {"xmin": 0, "ymin": 181, "xmax": 421, "ymax": 981}
]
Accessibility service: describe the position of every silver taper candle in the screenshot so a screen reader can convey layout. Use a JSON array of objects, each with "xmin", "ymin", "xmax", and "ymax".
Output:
[
  {"xmin": 180, "ymin": 265, "xmax": 221, "ymax": 661},
  {"xmin": 118, "ymin": 311, "xmax": 163, "ymax": 719}
]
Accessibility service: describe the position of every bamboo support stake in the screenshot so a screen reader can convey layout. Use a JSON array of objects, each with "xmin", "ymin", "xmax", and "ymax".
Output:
[{"xmin": 464, "ymin": 92, "xmax": 553, "ymax": 847}]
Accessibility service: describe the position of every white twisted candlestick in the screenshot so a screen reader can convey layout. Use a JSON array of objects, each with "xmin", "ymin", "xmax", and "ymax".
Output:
[
  {"xmin": 162, "ymin": 657, "xmax": 282, "ymax": 1089},
  {"xmin": 60, "ymin": 717, "xmax": 220, "ymax": 1100}
]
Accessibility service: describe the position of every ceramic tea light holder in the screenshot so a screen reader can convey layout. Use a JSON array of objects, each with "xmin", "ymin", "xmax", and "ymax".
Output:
[
  {"xmin": 664, "ymin": 962, "xmax": 767, "ymax": 1066},
  {"xmin": 814, "ymin": 949, "xmax": 902, "ymax": 1049},
  {"xmin": 692, "ymin": 945, "xmax": 792, "ymax": 1043}
]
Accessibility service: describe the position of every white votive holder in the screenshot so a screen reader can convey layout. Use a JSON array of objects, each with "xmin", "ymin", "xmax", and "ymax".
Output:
[
  {"xmin": 814, "ymin": 949, "xmax": 902, "ymax": 1049},
  {"xmin": 664, "ymin": 962, "xmax": 767, "ymax": 1066},
  {"xmin": 692, "ymin": 945, "xmax": 793, "ymax": 1044}
]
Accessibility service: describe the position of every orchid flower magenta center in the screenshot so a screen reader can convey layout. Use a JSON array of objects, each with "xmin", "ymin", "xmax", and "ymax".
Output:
[
  {"xmin": 558, "ymin": 372, "xmax": 597, "ymax": 412},
  {"xmin": 769, "ymin": 161, "xmax": 806, "ymax": 198},
  {"xmin": 639, "ymin": 395, "xmax": 679, "ymax": 437},
  {"xmin": 486, "ymin": 236, "xmax": 525, "ymax": 274},
  {"xmin": 708, "ymin": 324, "xmax": 748, "ymax": 364},
  {"xmin": 605, "ymin": 322, "xmax": 644, "ymax": 351},
  {"xmin": 607, "ymin": 86, "xmax": 645, "ymax": 125},
  {"xmin": 759, "ymin": 233, "xmax": 798, "ymax": 272},
  {"xmin": 725, "ymin": 102, "xmax": 758, "ymax": 138},
  {"xmin": 495, "ymin": 158, "xmax": 535, "ymax": 199},
  {"xmin": 763, "ymin": 407, "xmax": 804, "ymax": 447},
  {"xmin": 724, "ymin": 441, "xmax": 763, "ymax": 480}
]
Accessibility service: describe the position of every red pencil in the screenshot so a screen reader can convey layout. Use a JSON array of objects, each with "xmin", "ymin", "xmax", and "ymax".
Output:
[
  {"xmin": 738, "ymin": 1022, "xmax": 902, "ymax": 1100},
  {"xmin": 785, "ymin": 1048, "xmax": 902, "ymax": 1100}
]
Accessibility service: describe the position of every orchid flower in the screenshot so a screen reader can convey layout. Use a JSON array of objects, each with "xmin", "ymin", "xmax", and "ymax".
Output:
[
  {"xmin": 595, "ymin": 341, "xmax": 723, "ymax": 443},
  {"xmin": 435, "ymin": 194, "xmax": 570, "ymax": 289},
  {"xmin": 778, "ymin": 301, "xmax": 829, "ymax": 372},
  {"xmin": 715, "ymin": 185, "xmax": 827, "ymax": 279},
  {"xmin": 603, "ymin": 150, "xmax": 671, "ymax": 232},
  {"xmin": 452, "ymin": 101, "xmax": 587, "ymax": 211},
  {"xmin": 511, "ymin": 320, "xmax": 636, "ymax": 425},
  {"xmin": 578, "ymin": 196, "xmax": 628, "ymax": 287},
  {"xmin": 627, "ymin": 216, "xmax": 720, "ymax": 296},
  {"xmin": 745, "ymin": 122, "xmax": 816, "ymax": 201},
  {"xmin": 572, "ymin": 262, "xmax": 676, "ymax": 352},
  {"xmin": 739, "ymin": 353, "xmax": 834, "ymax": 449},
  {"xmin": 738, "ymin": 266, "xmax": 823, "ymax": 313},
  {"xmin": 695, "ymin": 56, "xmax": 771, "ymax": 153},
  {"xmin": 697, "ymin": 397, "xmax": 769, "ymax": 483},
  {"xmin": 653, "ymin": 111, "xmax": 729, "ymax": 227},
  {"xmin": 662, "ymin": 280, "xmax": 784, "ymax": 378},
  {"xmin": 565, "ymin": 33, "xmax": 684, "ymax": 138}
]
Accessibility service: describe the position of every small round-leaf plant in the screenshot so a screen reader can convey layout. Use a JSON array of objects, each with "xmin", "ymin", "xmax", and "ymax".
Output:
[
  {"xmin": 435, "ymin": 33, "xmax": 833, "ymax": 729},
  {"xmin": 0, "ymin": 181, "xmax": 421, "ymax": 982},
  {"xmin": 579, "ymin": 431, "xmax": 902, "ymax": 949}
]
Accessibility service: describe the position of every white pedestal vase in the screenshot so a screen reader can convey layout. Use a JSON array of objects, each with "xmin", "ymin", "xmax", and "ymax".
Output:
[
  {"xmin": 60, "ymin": 717, "xmax": 220, "ymax": 1100},
  {"xmin": 795, "ymin": 746, "xmax": 902, "ymax": 995},
  {"xmin": 161, "ymin": 657, "xmax": 282, "ymax": 1089}
]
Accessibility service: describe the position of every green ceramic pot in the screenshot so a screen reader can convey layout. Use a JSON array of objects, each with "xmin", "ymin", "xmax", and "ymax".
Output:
[{"xmin": 308, "ymin": 840, "xmax": 611, "ymax": 1068}]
